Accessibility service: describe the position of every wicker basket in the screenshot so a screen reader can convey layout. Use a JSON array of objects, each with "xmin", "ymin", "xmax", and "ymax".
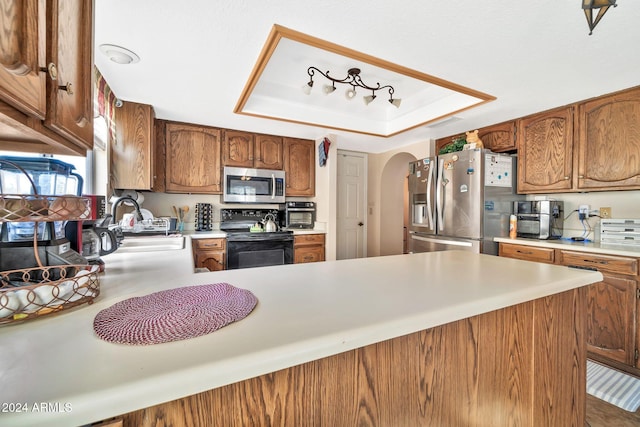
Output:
[
  {"xmin": 0, "ymin": 159, "xmax": 99, "ymax": 325},
  {"xmin": 0, "ymin": 194, "xmax": 90, "ymax": 222},
  {"xmin": 0, "ymin": 264, "xmax": 100, "ymax": 324}
]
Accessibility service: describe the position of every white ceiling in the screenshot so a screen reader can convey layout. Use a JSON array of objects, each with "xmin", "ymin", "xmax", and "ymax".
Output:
[{"xmin": 94, "ymin": 0, "xmax": 640, "ymax": 154}]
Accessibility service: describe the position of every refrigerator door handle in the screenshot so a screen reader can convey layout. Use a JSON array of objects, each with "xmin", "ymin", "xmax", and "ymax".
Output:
[
  {"xmin": 436, "ymin": 158, "xmax": 444, "ymax": 231},
  {"xmin": 426, "ymin": 163, "xmax": 434, "ymax": 230},
  {"xmin": 411, "ymin": 234, "xmax": 473, "ymax": 248}
]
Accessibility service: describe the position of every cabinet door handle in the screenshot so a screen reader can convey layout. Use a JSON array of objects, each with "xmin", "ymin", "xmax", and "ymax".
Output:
[
  {"xmin": 584, "ymin": 259, "xmax": 608, "ymax": 265},
  {"xmin": 516, "ymin": 250, "xmax": 533, "ymax": 255},
  {"xmin": 58, "ymin": 82, "xmax": 73, "ymax": 95},
  {"xmin": 564, "ymin": 176, "xmax": 570, "ymax": 180},
  {"xmin": 40, "ymin": 62, "xmax": 58, "ymax": 80},
  {"xmin": 578, "ymin": 175, "xmax": 584, "ymax": 179}
]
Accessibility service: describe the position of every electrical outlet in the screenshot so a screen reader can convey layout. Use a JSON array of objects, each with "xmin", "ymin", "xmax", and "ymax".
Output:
[
  {"xmin": 600, "ymin": 207, "xmax": 612, "ymax": 218},
  {"xmin": 578, "ymin": 204, "xmax": 589, "ymax": 220}
]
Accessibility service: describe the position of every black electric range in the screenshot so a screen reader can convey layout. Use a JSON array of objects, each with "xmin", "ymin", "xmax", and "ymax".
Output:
[{"xmin": 220, "ymin": 209, "xmax": 293, "ymax": 269}]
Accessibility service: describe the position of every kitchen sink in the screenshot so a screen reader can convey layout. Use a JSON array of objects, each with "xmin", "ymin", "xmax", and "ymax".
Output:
[{"xmin": 117, "ymin": 235, "xmax": 185, "ymax": 253}]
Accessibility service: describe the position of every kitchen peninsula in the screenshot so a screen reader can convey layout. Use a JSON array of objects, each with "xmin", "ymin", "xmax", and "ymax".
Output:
[{"xmin": 0, "ymin": 242, "xmax": 601, "ymax": 427}]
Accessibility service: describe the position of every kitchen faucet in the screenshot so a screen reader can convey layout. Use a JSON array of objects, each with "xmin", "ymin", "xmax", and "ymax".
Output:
[{"xmin": 107, "ymin": 196, "xmax": 144, "ymax": 225}]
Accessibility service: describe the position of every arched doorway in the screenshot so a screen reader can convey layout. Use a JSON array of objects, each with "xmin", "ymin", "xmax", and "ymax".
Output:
[{"xmin": 380, "ymin": 152, "xmax": 417, "ymax": 256}]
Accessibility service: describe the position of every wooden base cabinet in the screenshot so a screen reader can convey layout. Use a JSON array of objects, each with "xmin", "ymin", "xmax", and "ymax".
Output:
[
  {"xmin": 294, "ymin": 234, "xmax": 325, "ymax": 263},
  {"xmin": 558, "ymin": 250, "xmax": 638, "ymax": 369},
  {"xmin": 500, "ymin": 242, "xmax": 640, "ymax": 376},
  {"xmin": 114, "ymin": 288, "xmax": 587, "ymax": 427},
  {"xmin": 498, "ymin": 242, "xmax": 555, "ymax": 264},
  {"xmin": 192, "ymin": 238, "xmax": 226, "ymax": 272}
]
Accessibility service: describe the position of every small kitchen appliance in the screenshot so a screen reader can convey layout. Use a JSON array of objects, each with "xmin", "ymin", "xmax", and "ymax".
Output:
[
  {"xmin": 513, "ymin": 200, "xmax": 563, "ymax": 240},
  {"xmin": 0, "ymin": 156, "xmax": 88, "ymax": 270},
  {"xmin": 600, "ymin": 219, "xmax": 640, "ymax": 246},
  {"xmin": 283, "ymin": 201, "xmax": 315, "ymax": 229},
  {"xmin": 408, "ymin": 150, "xmax": 524, "ymax": 255},
  {"xmin": 223, "ymin": 167, "xmax": 285, "ymax": 204},
  {"xmin": 0, "ymin": 155, "xmax": 83, "ymax": 196},
  {"xmin": 65, "ymin": 219, "xmax": 121, "ymax": 261}
]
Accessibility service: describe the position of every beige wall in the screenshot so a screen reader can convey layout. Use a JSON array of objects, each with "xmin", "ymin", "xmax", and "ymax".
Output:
[
  {"xmin": 367, "ymin": 140, "xmax": 430, "ymax": 257},
  {"xmin": 529, "ymin": 190, "xmax": 640, "ymax": 241}
]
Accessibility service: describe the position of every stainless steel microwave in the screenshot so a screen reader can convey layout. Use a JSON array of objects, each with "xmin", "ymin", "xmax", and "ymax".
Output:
[{"xmin": 223, "ymin": 167, "xmax": 285, "ymax": 204}]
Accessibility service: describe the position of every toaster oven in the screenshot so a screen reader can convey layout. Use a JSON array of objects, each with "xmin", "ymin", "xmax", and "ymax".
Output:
[
  {"xmin": 513, "ymin": 201, "xmax": 564, "ymax": 239},
  {"xmin": 283, "ymin": 201, "xmax": 315, "ymax": 229}
]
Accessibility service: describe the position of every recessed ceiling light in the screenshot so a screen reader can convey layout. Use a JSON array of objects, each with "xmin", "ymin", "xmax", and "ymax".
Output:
[{"xmin": 99, "ymin": 44, "xmax": 140, "ymax": 64}]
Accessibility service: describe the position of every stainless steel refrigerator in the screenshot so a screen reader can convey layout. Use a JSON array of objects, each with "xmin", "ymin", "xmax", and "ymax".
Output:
[{"xmin": 408, "ymin": 149, "xmax": 523, "ymax": 255}]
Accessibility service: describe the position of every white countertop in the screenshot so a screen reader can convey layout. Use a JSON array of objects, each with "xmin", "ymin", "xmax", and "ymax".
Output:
[
  {"xmin": 495, "ymin": 236, "xmax": 640, "ymax": 257},
  {"xmin": 0, "ymin": 242, "xmax": 601, "ymax": 427},
  {"xmin": 188, "ymin": 229, "xmax": 325, "ymax": 239}
]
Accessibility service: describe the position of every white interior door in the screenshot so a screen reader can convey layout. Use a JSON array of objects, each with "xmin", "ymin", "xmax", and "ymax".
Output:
[{"xmin": 337, "ymin": 151, "xmax": 367, "ymax": 260}]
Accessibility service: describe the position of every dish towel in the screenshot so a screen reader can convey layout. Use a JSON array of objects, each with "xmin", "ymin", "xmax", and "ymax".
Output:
[
  {"xmin": 93, "ymin": 283, "xmax": 257, "ymax": 345},
  {"xmin": 587, "ymin": 360, "xmax": 640, "ymax": 412}
]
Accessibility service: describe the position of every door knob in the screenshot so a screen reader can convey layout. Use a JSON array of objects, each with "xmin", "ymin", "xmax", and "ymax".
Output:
[{"xmin": 358, "ymin": 222, "xmax": 364, "ymax": 226}]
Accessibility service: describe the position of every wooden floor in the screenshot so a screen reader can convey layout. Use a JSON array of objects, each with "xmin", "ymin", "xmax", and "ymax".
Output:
[{"xmin": 586, "ymin": 394, "xmax": 640, "ymax": 427}]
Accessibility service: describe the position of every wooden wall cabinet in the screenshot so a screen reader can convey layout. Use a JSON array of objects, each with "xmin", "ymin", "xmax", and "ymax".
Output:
[
  {"xmin": 192, "ymin": 238, "xmax": 226, "ymax": 272},
  {"xmin": 254, "ymin": 134, "xmax": 283, "ymax": 169},
  {"xmin": 164, "ymin": 122, "xmax": 222, "ymax": 194},
  {"xmin": 222, "ymin": 131, "xmax": 283, "ymax": 170},
  {"xmin": 110, "ymin": 102, "xmax": 155, "ymax": 190},
  {"xmin": 153, "ymin": 123, "xmax": 314, "ymax": 195},
  {"xmin": 434, "ymin": 86, "xmax": 640, "ymax": 194},
  {"xmin": 435, "ymin": 133, "xmax": 464, "ymax": 154},
  {"xmin": 0, "ymin": 0, "xmax": 47, "ymax": 119},
  {"xmin": 283, "ymin": 137, "xmax": 315, "ymax": 197},
  {"xmin": 435, "ymin": 121, "xmax": 516, "ymax": 154},
  {"xmin": 499, "ymin": 242, "xmax": 640, "ymax": 375},
  {"xmin": 477, "ymin": 121, "xmax": 516, "ymax": 152},
  {"xmin": 222, "ymin": 130, "xmax": 253, "ymax": 168},
  {"xmin": 576, "ymin": 86, "xmax": 640, "ymax": 191},
  {"xmin": 0, "ymin": 0, "xmax": 93, "ymax": 155},
  {"xmin": 517, "ymin": 86, "xmax": 640, "ymax": 194},
  {"xmin": 294, "ymin": 234, "xmax": 325, "ymax": 263},
  {"xmin": 45, "ymin": 0, "xmax": 94, "ymax": 149},
  {"xmin": 516, "ymin": 107, "xmax": 574, "ymax": 193}
]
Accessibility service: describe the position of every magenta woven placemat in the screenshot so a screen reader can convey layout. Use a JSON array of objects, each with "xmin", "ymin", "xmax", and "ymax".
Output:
[{"xmin": 93, "ymin": 283, "xmax": 258, "ymax": 345}]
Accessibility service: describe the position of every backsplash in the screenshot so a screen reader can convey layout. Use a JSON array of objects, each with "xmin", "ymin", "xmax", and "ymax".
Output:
[
  {"xmin": 121, "ymin": 189, "xmax": 638, "ymax": 242},
  {"xmin": 127, "ymin": 193, "xmax": 320, "ymax": 231},
  {"xmin": 525, "ymin": 190, "xmax": 640, "ymax": 241}
]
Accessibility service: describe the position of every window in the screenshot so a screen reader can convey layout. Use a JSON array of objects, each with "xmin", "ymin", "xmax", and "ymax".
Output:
[{"xmin": 0, "ymin": 150, "xmax": 90, "ymax": 195}]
